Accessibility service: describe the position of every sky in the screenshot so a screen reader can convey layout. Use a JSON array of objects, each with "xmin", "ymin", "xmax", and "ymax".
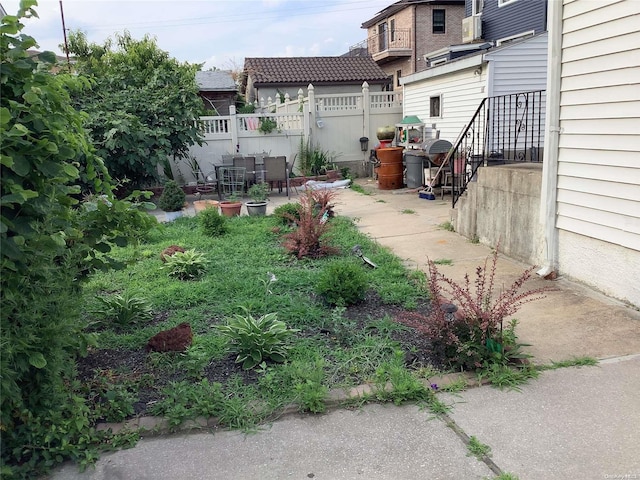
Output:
[{"xmin": 2, "ymin": 0, "xmax": 393, "ymax": 70}]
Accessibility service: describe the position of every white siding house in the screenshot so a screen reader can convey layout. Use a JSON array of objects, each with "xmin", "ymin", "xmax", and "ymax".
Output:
[
  {"xmin": 541, "ymin": 0, "xmax": 640, "ymax": 306},
  {"xmin": 401, "ymin": 33, "xmax": 548, "ymax": 144}
]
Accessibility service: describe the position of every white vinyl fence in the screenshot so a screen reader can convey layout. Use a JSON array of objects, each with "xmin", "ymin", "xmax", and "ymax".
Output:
[{"xmin": 172, "ymin": 82, "xmax": 403, "ymax": 183}]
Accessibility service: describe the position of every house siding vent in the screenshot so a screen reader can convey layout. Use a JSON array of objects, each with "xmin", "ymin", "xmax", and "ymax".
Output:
[{"xmin": 462, "ymin": 16, "xmax": 482, "ymax": 43}]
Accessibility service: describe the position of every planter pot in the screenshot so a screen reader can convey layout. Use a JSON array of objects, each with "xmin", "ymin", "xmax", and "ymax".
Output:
[
  {"xmin": 193, "ymin": 200, "xmax": 219, "ymax": 213},
  {"xmin": 164, "ymin": 210, "xmax": 183, "ymax": 222},
  {"xmin": 219, "ymin": 201, "xmax": 242, "ymax": 217},
  {"xmin": 245, "ymin": 201, "xmax": 268, "ymax": 216}
]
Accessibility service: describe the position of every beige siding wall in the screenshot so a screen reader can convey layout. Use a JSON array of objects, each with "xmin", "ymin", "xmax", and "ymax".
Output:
[{"xmin": 555, "ymin": 0, "xmax": 640, "ymax": 305}]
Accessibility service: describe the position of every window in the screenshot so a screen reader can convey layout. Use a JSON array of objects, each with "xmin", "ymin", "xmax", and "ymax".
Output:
[
  {"xmin": 396, "ymin": 70, "xmax": 402, "ymax": 87},
  {"xmin": 390, "ymin": 19, "xmax": 396, "ymax": 42},
  {"xmin": 433, "ymin": 9, "xmax": 445, "ymax": 34},
  {"xmin": 472, "ymin": 0, "xmax": 483, "ymax": 16},
  {"xmin": 378, "ymin": 22, "xmax": 388, "ymax": 51},
  {"xmin": 498, "ymin": 0, "xmax": 519, "ymax": 6},
  {"xmin": 430, "ymin": 95, "xmax": 441, "ymax": 117}
]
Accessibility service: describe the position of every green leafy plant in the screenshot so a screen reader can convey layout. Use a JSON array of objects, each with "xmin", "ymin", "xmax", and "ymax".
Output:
[
  {"xmin": 273, "ymin": 202, "xmax": 301, "ymax": 226},
  {"xmin": 199, "ymin": 207, "xmax": 228, "ymax": 237},
  {"xmin": 439, "ymin": 221, "xmax": 455, "ymax": 232},
  {"xmin": 161, "ymin": 249, "xmax": 208, "ymax": 280},
  {"xmin": 258, "ymin": 116, "xmax": 279, "ymax": 134},
  {"xmin": 247, "ymin": 182, "xmax": 270, "ymax": 202},
  {"xmin": 66, "ymin": 30, "xmax": 203, "ymax": 190},
  {"xmin": 316, "ymin": 260, "xmax": 369, "ymax": 306},
  {"xmin": 467, "ymin": 435, "xmax": 492, "ymax": 460},
  {"xmin": 95, "ymin": 292, "xmax": 154, "ymax": 326},
  {"xmin": 157, "ymin": 180, "xmax": 186, "ymax": 212},
  {"xmin": 217, "ymin": 310, "xmax": 299, "ymax": 369}
]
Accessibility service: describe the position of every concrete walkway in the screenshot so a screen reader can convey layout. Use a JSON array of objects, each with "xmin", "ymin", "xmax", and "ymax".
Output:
[{"xmin": 48, "ymin": 180, "xmax": 640, "ymax": 480}]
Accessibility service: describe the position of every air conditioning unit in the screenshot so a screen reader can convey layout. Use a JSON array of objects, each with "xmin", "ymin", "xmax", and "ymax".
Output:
[{"xmin": 462, "ymin": 16, "xmax": 482, "ymax": 43}]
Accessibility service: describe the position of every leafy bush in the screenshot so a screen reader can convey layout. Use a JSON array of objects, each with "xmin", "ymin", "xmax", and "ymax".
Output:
[
  {"xmin": 66, "ymin": 31, "xmax": 203, "ymax": 190},
  {"xmin": 247, "ymin": 182, "xmax": 270, "ymax": 202},
  {"xmin": 316, "ymin": 260, "xmax": 369, "ymax": 306},
  {"xmin": 1, "ymin": 6, "xmax": 155, "ymax": 476},
  {"xmin": 95, "ymin": 292, "xmax": 154, "ymax": 327},
  {"xmin": 273, "ymin": 202, "xmax": 301, "ymax": 226},
  {"xmin": 217, "ymin": 310, "xmax": 299, "ymax": 369},
  {"xmin": 199, "ymin": 207, "xmax": 228, "ymax": 236},
  {"xmin": 281, "ymin": 191, "xmax": 339, "ymax": 259},
  {"xmin": 157, "ymin": 180, "xmax": 185, "ymax": 212},
  {"xmin": 161, "ymin": 249, "xmax": 208, "ymax": 280}
]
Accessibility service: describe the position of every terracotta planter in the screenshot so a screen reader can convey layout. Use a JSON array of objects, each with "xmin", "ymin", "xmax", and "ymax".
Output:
[
  {"xmin": 219, "ymin": 201, "xmax": 242, "ymax": 217},
  {"xmin": 193, "ymin": 200, "xmax": 219, "ymax": 213}
]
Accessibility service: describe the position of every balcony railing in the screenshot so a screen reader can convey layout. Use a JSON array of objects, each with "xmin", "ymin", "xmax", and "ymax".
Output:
[{"xmin": 367, "ymin": 28, "xmax": 412, "ymax": 57}]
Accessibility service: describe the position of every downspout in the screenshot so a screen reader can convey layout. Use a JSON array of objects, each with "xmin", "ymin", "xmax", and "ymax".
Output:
[
  {"xmin": 413, "ymin": 5, "xmax": 417, "ymax": 73},
  {"xmin": 538, "ymin": 0, "xmax": 562, "ymax": 278}
]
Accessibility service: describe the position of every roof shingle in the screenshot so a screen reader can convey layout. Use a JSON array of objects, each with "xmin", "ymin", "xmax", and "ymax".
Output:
[{"xmin": 243, "ymin": 57, "xmax": 390, "ymax": 85}]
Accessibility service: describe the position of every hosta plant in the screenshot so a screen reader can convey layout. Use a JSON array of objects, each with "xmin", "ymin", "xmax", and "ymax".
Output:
[
  {"xmin": 95, "ymin": 292, "xmax": 154, "ymax": 327},
  {"xmin": 161, "ymin": 249, "xmax": 208, "ymax": 280},
  {"xmin": 217, "ymin": 309, "xmax": 299, "ymax": 369}
]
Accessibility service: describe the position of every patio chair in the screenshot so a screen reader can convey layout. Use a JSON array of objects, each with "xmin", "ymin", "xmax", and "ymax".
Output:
[
  {"xmin": 233, "ymin": 156, "xmax": 256, "ymax": 189},
  {"xmin": 263, "ymin": 156, "xmax": 290, "ymax": 199}
]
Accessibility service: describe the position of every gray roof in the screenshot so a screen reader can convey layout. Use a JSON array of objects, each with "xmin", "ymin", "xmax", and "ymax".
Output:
[{"xmin": 196, "ymin": 71, "xmax": 237, "ymax": 92}]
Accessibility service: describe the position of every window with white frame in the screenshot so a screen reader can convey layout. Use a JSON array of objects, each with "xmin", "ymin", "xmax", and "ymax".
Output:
[
  {"xmin": 498, "ymin": 0, "xmax": 519, "ymax": 6},
  {"xmin": 472, "ymin": 0, "xmax": 483, "ymax": 16},
  {"xmin": 430, "ymin": 95, "xmax": 442, "ymax": 117},
  {"xmin": 390, "ymin": 18, "xmax": 396, "ymax": 42},
  {"xmin": 396, "ymin": 70, "xmax": 401, "ymax": 87}
]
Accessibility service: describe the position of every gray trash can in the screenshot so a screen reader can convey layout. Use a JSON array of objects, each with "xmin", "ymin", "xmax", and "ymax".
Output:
[{"xmin": 404, "ymin": 151, "xmax": 426, "ymax": 188}]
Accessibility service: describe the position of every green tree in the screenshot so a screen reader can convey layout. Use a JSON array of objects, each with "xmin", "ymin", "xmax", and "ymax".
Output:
[
  {"xmin": 1, "ymin": 2, "xmax": 156, "ymax": 476},
  {"xmin": 67, "ymin": 30, "xmax": 204, "ymax": 190}
]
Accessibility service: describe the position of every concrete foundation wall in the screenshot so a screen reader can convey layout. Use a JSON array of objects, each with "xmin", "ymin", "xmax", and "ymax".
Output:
[
  {"xmin": 454, "ymin": 164, "xmax": 545, "ymax": 266},
  {"xmin": 558, "ymin": 231, "xmax": 640, "ymax": 308}
]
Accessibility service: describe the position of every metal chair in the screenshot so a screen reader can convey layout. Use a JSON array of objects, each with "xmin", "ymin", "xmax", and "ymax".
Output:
[
  {"xmin": 218, "ymin": 166, "xmax": 246, "ymax": 200},
  {"xmin": 233, "ymin": 156, "xmax": 256, "ymax": 189}
]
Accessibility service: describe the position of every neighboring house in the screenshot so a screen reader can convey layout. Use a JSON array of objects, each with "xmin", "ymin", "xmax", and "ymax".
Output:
[
  {"xmin": 241, "ymin": 57, "xmax": 391, "ymax": 105},
  {"xmin": 400, "ymin": 0, "xmax": 548, "ymax": 142},
  {"xmin": 196, "ymin": 70, "xmax": 237, "ymax": 115},
  {"xmin": 540, "ymin": 0, "xmax": 640, "ymax": 306},
  {"xmin": 360, "ymin": 0, "xmax": 465, "ymax": 88}
]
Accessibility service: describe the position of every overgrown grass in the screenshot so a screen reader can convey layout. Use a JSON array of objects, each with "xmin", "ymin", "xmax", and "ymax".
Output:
[{"xmin": 81, "ymin": 212, "xmax": 430, "ymax": 431}]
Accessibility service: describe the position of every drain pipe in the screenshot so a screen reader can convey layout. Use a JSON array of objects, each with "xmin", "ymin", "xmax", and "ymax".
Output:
[{"xmin": 538, "ymin": 0, "xmax": 562, "ymax": 278}]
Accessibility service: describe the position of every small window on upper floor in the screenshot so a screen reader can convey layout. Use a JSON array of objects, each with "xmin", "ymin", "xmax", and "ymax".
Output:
[
  {"xmin": 472, "ymin": 0, "xmax": 483, "ymax": 16},
  {"xmin": 498, "ymin": 0, "xmax": 519, "ymax": 6},
  {"xmin": 396, "ymin": 70, "xmax": 402, "ymax": 87},
  {"xmin": 390, "ymin": 18, "xmax": 396, "ymax": 42},
  {"xmin": 430, "ymin": 95, "xmax": 442, "ymax": 118},
  {"xmin": 433, "ymin": 9, "xmax": 445, "ymax": 34}
]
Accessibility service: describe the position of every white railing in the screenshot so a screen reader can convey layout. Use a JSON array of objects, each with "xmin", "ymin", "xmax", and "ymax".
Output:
[
  {"xmin": 198, "ymin": 116, "xmax": 230, "ymax": 134},
  {"xmin": 315, "ymin": 94, "xmax": 361, "ymax": 111},
  {"xmin": 371, "ymin": 91, "xmax": 403, "ymax": 110}
]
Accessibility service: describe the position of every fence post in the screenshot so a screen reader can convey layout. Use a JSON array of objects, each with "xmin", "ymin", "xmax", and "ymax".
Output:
[
  {"xmin": 308, "ymin": 83, "xmax": 316, "ymax": 138},
  {"xmin": 229, "ymin": 104, "xmax": 239, "ymax": 153},
  {"xmin": 362, "ymin": 81, "xmax": 370, "ymax": 153}
]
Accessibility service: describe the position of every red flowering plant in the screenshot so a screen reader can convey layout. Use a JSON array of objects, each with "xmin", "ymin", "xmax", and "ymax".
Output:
[{"xmin": 398, "ymin": 247, "xmax": 551, "ymax": 370}]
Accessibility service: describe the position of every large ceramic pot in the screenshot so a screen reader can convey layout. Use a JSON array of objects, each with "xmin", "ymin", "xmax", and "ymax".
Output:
[
  {"xmin": 219, "ymin": 201, "xmax": 242, "ymax": 217},
  {"xmin": 245, "ymin": 201, "xmax": 268, "ymax": 217},
  {"xmin": 376, "ymin": 125, "xmax": 395, "ymax": 141}
]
